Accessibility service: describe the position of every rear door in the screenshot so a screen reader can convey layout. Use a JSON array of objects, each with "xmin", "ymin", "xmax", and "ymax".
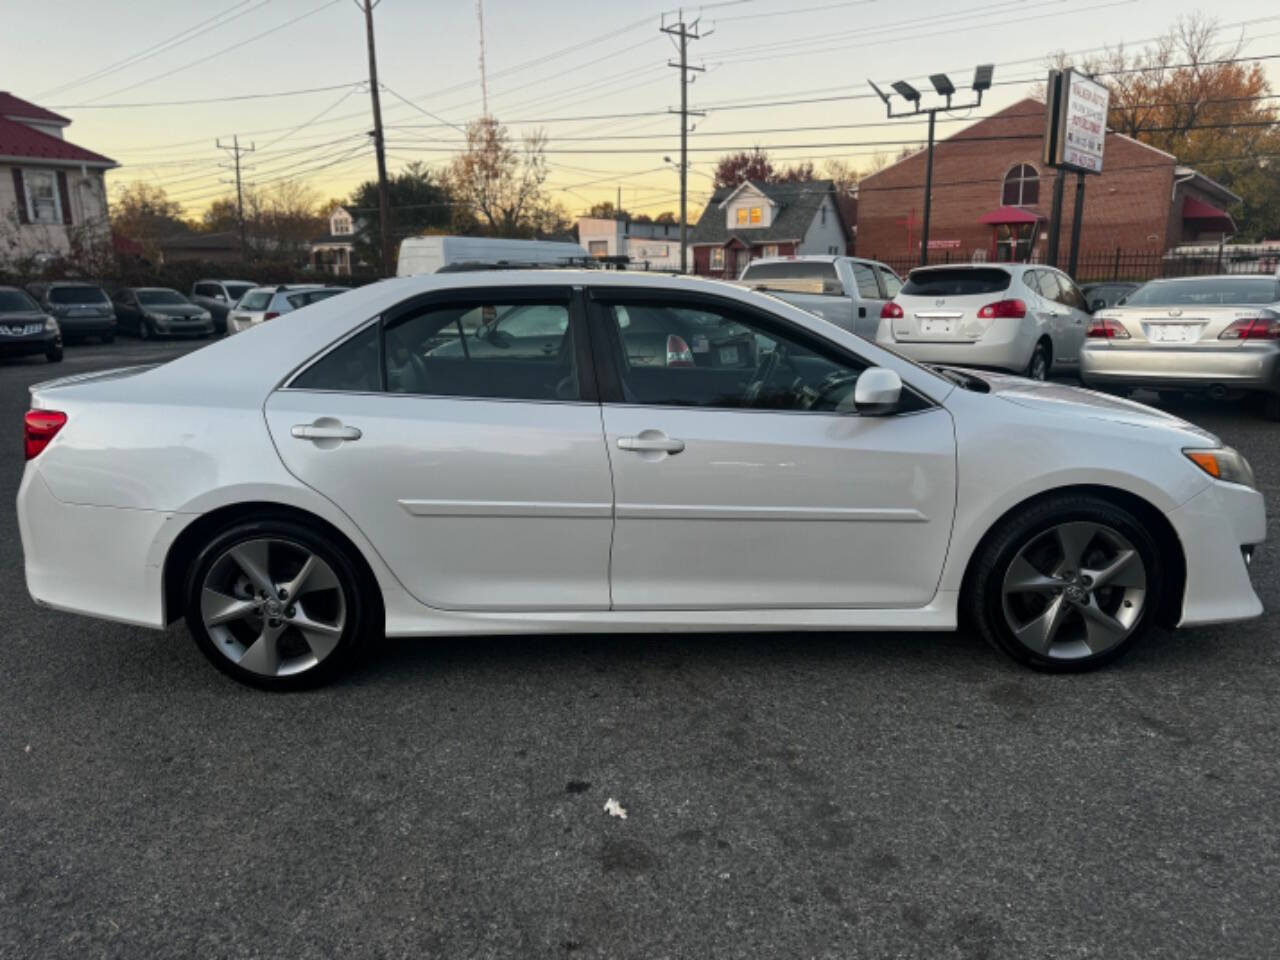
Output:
[
  {"xmin": 587, "ymin": 287, "xmax": 956, "ymax": 610},
  {"xmin": 846, "ymin": 260, "xmax": 887, "ymax": 338},
  {"xmin": 888, "ymin": 267, "xmax": 1014, "ymax": 343},
  {"xmin": 263, "ymin": 286, "xmax": 615, "ymax": 611}
]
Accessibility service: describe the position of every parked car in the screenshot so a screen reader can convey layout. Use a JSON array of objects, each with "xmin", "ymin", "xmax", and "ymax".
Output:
[
  {"xmin": 1081, "ymin": 282, "xmax": 1140, "ymax": 312},
  {"xmin": 111, "ymin": 287, "xmax": 213, "ymax": 339},
  {"xmin": 736, "ymin": 255, "xmax": 902, "ymax": 340},
  {"xmin": 0, "ymin": 286, "xmax": 61, "ymax": 363},
  {"xmin": 397, "ymin": 236, "xmax": 589, "ymax": 276},
  {"xmin": 26, "ymin": 281, "xmax": 116, "ymax": 343},
  {"xmin": 226, "ymin": 285, "xmax": 347, "ymax": 333},
  {"xmin": 1080, "ymin": 274, "xmax": 1280, "ymax": 418},
  {"xmin": 18, "ymin": 272, "xmax": 1265, "ymax": 688},
  {"xmin": 190, "ymin": 279, "xmax": 255, "ymax": 334},
  {"xmin": 876, "ymin": 264, "xmax": 1092, "ymax": 380}
]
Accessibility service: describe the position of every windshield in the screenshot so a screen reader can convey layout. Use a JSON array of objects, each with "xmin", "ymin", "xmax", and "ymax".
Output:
[
  {"xmin": 137, "ymin": 290, "xmax": 189, "ymax": 306},
  {"xmin": 902, "ymin": 268, "xmax": 1012, "ymax": 296},
  {"xmin": 0, "ymin": 290, "xmax": 38, "ymax": 312},
  {"xmin": 49, "ymin": 286, "xmax": 109, "ymax": 305},
  {"xmin": 1123, "ymin": 277, "xmax": 1280, "ymax": 307},
  {"xmin": 225, "ymin": 283, "xmax": 254, "ymax": 301}
]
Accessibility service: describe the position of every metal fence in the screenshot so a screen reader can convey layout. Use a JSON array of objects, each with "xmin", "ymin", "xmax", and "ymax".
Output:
[{"xmin": 864, "ymin": 245, "xmax": 1280, "ymax": 285}]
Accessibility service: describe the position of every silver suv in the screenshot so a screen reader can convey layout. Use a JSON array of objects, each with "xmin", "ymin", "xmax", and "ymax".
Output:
[
  {"xmin": 876, "ymin": 263, "xmax": 1091, "ymax": 380},
  {"xmin": 227, "ymin": 285, "xmax": 347, "ymax": 333}
]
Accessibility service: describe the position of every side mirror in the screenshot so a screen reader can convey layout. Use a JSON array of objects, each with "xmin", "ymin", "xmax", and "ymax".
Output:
[
  {"xmin": 854, "ymin": 367, "xmax": 902, "ymax": 416},
  {"xmin": 1090, "ymin": 298, "xmax": 1107, "ymax": 313}
]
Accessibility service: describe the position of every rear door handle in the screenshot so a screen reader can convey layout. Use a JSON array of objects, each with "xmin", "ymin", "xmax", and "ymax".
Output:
[
  {"xmin": 291, "ymin": 423, "xmax": 362, "ymax": 441},
  {"xmin": 618, "ymin": 435, "xmax": 685, "ymax": 454}
]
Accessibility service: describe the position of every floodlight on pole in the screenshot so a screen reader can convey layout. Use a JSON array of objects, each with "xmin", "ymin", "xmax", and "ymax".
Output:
[
  {"xmin": 891, "ymin": 80, "xmax": 921, "ymax": 104},
  {"xmin": 972, "ymin": 63, "xmax": 994, "ymax": 94}
]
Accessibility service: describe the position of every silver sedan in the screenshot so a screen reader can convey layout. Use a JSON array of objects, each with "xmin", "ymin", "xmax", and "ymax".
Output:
[{"xmin": 1081, "ymin": 275, "xmax": 1280, "ymax": 419}]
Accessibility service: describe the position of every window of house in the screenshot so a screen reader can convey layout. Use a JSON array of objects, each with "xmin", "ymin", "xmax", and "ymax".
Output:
[
  {"xmin": 332, "ymin": 214, "xmax": 352, "ymax": 235},
  {"xmin": 736, "ymin": 208, "xmax": 749, "ymax": 225},
  {"xmin": 820, "ymin": 204, "xmax": 827, "ymax": 226},
  {"xmin": 25, "ymin": 171, "xmax": 60, "ymax": 224},
  {"xmin": 710, "ymin": 248, "xmax": 725, "ymax": 270},
  {"xmin": 1001, "ymin": 164, "xmax": 1040, "ymax": 206},
  {"xmin": 589, "ymin": 240, "xmax": 609, "ymax": 257},
  {"xmin": 597, "ymin": 298, "xmax": 887, "ymax": 413},
  {"xmin": 749, "ymin": 206, "xmax": 762, "ymax": 224},
  {"xmin": 762, "ymin": 245, "xmax": 779, "ymax": 258}
]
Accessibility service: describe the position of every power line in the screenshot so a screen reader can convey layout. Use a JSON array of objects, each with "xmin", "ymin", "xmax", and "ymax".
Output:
[{"xmin": 49, "ymin": 82, "xmax": 364, "ymax": 110}]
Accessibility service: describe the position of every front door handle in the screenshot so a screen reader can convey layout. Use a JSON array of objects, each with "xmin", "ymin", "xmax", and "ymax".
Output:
[
  {"xmin": 618, "ymin": 435, "xmax": 685, "ymax": 454},
  {"xmin": 292, "ymin": 423, "xmax": 362, "ymax": 441}
]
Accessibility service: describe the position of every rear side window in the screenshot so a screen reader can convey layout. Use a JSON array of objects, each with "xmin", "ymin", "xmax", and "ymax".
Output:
[
  {"xmin": 291, "ymin": 325, "xmax": 380, "ymax": 392},
  {"xmin": 740, "ymin": 261, "xmax": 843, "ymax": 296},
  {"xmin": 239, "ymin": 291, "xmax": 272, "ymax": 310},
  {"xmin": 850, "ymin": 262, "xmax": 880, "ymax": 299},
  {"xmin": 902, "ymin": 268, "xmax": 1012, "ymax": 296},
  {"xmin": 878, "ymin": 268, "xmax": 903, "ymax": 297}
]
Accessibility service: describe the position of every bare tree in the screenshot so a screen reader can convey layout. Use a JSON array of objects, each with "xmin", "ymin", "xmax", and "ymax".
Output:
[{"xmin": 449, "ymin": 117, "xmax": 550, "ymax": 237}]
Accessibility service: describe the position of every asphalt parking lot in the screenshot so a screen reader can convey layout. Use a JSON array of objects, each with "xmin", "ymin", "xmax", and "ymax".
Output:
[{"xmin": 2, "ymin": 338, "xmax": 1278, "ymax": 959}]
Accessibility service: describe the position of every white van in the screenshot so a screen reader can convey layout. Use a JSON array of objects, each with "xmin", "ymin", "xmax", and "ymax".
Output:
[{"xmin": 396, "ymin": 236, "xmax": 590, "ymax": 276}]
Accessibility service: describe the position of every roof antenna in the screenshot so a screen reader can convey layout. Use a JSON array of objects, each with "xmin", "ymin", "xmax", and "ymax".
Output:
[{"xmin": 476, "ymin": 0, "xmax": 489, "ymax": 117}]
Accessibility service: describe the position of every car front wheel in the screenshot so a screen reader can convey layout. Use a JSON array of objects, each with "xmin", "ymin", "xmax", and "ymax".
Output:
[
  {"xmin": 183, "ymin": 517, "xmax": 375, "ymax": 689},
  {"xmin": 45, "ymin": 344, "xmax": 63, "ymax": 363},
  {"xmin": 966, "ymin": 494, "xmax": 1163, "ymax": 671}
]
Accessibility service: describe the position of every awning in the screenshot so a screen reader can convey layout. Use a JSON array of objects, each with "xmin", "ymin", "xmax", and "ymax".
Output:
[
  {"xmin": 978, "ymin": 205, "xmax": 1043, "ymax": 225},
  {"xmin": 1182, "ymin": 195, "xmax": 1235, "ymax": 232}
]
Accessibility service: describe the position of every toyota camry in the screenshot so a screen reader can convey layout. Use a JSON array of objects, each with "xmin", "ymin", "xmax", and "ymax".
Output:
[{"xmin": 17, "ymin": 272, "xmax": 1266, "ymax": 688}]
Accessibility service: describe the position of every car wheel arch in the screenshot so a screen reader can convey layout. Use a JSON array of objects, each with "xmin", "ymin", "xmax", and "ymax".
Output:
[
  {"xmin": 957, "ymin": 483, "xmax": 1186, "ymax": 630},
  {"xmin": 162, "ymin": 501, "xmax": 385, "ymax": 628}
]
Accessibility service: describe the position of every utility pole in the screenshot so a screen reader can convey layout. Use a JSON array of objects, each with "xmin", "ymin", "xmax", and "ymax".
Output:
[
  {"xmin": 216, "ymin": 135, "xmax": 254, "ymax": 260},
  {"xmin": 359, "ymin": 0, "xmax": 393, "ymax": 276},
  {"xmin": 662, "ymin": 12, "xmax": 707, "ymax": 274}
]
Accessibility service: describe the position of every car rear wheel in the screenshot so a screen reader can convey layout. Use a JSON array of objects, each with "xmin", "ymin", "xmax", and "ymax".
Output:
[
  {"xmin": 966, "ymin": 494, "xmax": 1163, "ymax": 671},
  {"xmin": 183, "ymin": 518, "xmax": 374, "ymax": 689},
  {"xmin": 1026, "ymin": 340, "xmax": 1051, "ymax": 381}
]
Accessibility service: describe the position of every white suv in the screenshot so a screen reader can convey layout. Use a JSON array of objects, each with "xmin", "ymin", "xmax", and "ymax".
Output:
[
  {"xmin": 227, "ymin": 285, "xmax": 347, "ymax": 334},
  {"xmin": 876, "ymin": 263, "xmax": 1092, "ymax": 380}
]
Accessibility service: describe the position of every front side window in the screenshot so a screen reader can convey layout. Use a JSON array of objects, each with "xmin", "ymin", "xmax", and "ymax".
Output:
[
  {"xmin": 25, "ymin": 171, "xmax": 60, "ymax": 224},
  {"xmin": 598, "ymin": 298, "xmax": 877, "ymax": 413},
  {"xmin": 1002, "ymin": 164, "xmax": 1040, "ymax": 206}
]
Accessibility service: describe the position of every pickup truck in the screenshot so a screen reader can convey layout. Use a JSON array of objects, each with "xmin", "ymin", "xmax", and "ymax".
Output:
[{"xmin": 735, "ymin": 255, "xmax": 904, "ymax": 340}]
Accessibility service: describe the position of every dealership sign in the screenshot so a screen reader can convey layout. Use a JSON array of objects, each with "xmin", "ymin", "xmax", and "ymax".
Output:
[{"xmin": 1043, "ymin": 68, "xmax": 1111, "ymax": 174}]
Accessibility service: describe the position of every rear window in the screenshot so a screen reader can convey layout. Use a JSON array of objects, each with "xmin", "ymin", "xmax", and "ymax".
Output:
[
  {"xmin": 902, "ymin": 268, "xmax": 1012, "ymax": 297},
  {"xmin": 1123, "ymin": 277, "xmax": 1280, "ymax": 307},
  {"xmin": 0, "ymin": 290, "xmax": 37, "ymax": 311},
  {"xmin": 49, "ymin": 286, "xmax": 109, "ymax": 305},
  {"xmin": 740, "ymin": 261, "xmax": 843, "ymax": 296},
  {"xmin": 286, "ymin": 289, "xmax": 344, "ymax": 310},
  {"xmin": 239, "ymin": 291, "xmax": 272, "ymax": 311},
  {"xmin": 225, "ymin": 283, "xmax": 253, "ymax": 301}
]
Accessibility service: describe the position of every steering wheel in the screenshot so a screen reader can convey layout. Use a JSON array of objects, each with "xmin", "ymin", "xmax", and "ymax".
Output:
[{"xmin": 744, "ymin": 344, "xmax": 786, "ymax": 406}]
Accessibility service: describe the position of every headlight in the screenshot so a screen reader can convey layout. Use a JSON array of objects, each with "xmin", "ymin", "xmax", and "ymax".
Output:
[
  {"xmin": 43, "ymin": 315, "xmax": 59, "ymax": 332},
  {"xmin": 1184, "ymin": 447, "xmax": 1256, "ymax": 488},
  {"xmin": 198, "ymin": 312, "xmax": 212, "ymax": 321}
]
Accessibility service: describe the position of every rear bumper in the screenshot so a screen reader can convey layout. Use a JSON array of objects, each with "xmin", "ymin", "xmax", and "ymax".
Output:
[
  {"xmin": 1166, "ymin": 480, "xmax": 1266, "ymax": 627},
  {"xmin": 1081, "ymin": 343, "xmax": 1280, "ymax": 394},
  {"xmin": 56, "ymin": 317, "xmax": 116, "ymax": 336},
  {"xmin": 876, "ymin": 337, "xmax": 1030, "ymax": 373},
  {"xmin": 154, "ymin": 320, "xmax": 214, "ymax": 337}
]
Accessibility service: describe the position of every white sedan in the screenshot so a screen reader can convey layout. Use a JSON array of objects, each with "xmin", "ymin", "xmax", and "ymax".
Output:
[{"xmin": 17, "ymin": 272, "xmax": 1265, "ymax": 688}]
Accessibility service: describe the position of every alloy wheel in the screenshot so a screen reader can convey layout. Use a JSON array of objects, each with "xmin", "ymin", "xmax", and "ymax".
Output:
[
  {"xmin": 1000, "ymin": 521, "xmax": 1147, "ymax": 660},
  {"xmin": 200, "ymin": 537, "xmax": 346, "ymax": 677}
]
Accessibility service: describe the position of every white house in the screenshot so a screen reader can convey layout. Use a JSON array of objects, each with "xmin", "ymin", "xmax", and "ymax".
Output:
[
  {"xmin": 309, "ymin": 204, "xmax": 362, "ymax": 275},
  {"xmin": 0, "ymin": 92, "xmax": 116, "ymax": 265},
  {"xmin": 577, "ymin": 216, "xmax": 684, "ymax": 271}
]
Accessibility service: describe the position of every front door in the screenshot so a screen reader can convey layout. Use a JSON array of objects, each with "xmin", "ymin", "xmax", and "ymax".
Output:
[
  {"xmin": 587, "ymin": 289, "xmax": 957, "ymax": 610},
  {"xmin": 263, "ymin": 287, "xmax": 614, "ymax": 612}
]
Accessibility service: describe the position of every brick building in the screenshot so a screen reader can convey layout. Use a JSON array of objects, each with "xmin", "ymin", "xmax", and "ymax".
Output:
[{"xmin": 857, "ymin": 98, "xmax": 1239, "ymax": 266}]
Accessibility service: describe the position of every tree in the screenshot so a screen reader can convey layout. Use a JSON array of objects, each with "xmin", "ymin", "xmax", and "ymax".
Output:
[
  {"xmin": 712, "ymin": 148, "xmax": 816, "ymax": 188},
  {"xmin": 200, "ymin": 197, "xmax": 240, "ymax": 235},
  {"xmin": 349, "ymin": 161, "xmax": 454, "ymax": 271},
  {"xmin": 110, "ymin": 182, "xmax": 190, "ymax": 262},
  {"xmin": 449, "ymin": 116, "xmax": 552, "ymax": 237},
  {"xmin": 587, "ymin": 201, "xmax": 630, "ymax": 220},
  {"xmin": 1048, "ymin": 14, "xmax": 1280, "ymax": 240},
  {"xmin": 653, "ymin": 211, "xmax": 678, "ymax": 224}
]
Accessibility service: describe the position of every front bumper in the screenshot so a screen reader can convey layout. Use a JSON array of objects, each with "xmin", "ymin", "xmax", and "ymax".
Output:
[
  {"xmin": 153, "ymin": 318, "xmax": 214, "ymax": 337},
  {"xmin": 1166, "ymin": 480, "xmax": 1266, "ymax": 627},
  {"xmin": 0, "ymin": 331, "xmax": 59, "ymax": 357},
  {"xmin": 1082, "ymin": 342, "xmax": 1280, "ymax": 394}
]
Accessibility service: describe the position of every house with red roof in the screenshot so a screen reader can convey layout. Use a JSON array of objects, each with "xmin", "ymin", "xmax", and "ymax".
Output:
[{"xmin": 0, "ymin": 92, "xmax": 117, "ymax": 264}]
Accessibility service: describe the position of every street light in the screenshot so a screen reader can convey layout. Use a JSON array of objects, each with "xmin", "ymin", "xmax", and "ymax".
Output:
[{"xmin": 869, "ymin": 64, "xmax": 995, "ymax": 266}]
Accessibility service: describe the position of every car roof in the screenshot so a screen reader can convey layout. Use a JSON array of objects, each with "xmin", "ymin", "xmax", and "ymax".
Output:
[
  {"xmin": 911, "ymin": 263, "xmax": 1020, "ymax": 272},
  {"xmin": 1142, "ymin": 274, "xmax": 1277, "ymax": 283},
  {"xmin": 199, "ymin": 279, "xmax": 254, "ymax": 284},
  {"xmin": 134, "ymin": 287, "xmax": 183, "ymax": 293},
  {"xmin": 46, "ymin": 280, "xmax": 104, "ymax": 288}
]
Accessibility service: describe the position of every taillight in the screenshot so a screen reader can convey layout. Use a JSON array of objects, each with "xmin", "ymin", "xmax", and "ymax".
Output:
[
  {"xmin": 880, "ymin": 301, "xmax": 904, "ymax": 319},
  {"xmin": 24, "ymin": 410, "xmax": 67, "ymax": 461},
  {"xmin": 976, "ymin": 299, "xmax": 1027, "ymax": 319},
  {"xmin": 666, "ymin": 334, "xmax": 694, "ymax": 367},
  {"xmin": 1087, "ymin": 317, "xmax": 1131, "ymax": 339},
  {"xmin": 263, "ymin": 311, "xmax": 280, "ymax": 321},
  {"xmin": 1219, "ymin": 315, "xmax": 1280, "ymax": 340}
]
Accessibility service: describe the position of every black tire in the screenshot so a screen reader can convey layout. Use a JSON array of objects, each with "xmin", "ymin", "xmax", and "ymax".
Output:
[
  {"xmin": 45, "ymin": 345, "xmax": 63, "ymax": 363},
  {"xmin": 1262, "ymin": 393, "xmax": 1280, "ymax": 421},
  {"xmin": 138, "ymin": 319, "xmax": 152, "ymax": 340},
  {"xmin": 101, "ymin": 331, "xmax": 115, "ymax": 344},
  {"xmin": 183, "ymin": 516, "xmax": 378, "ymax": 690},
  {"xmin": 965, "ymin": 493, "xmax": 1164, "ymax": 672},
  {"xmin": 1026, "ymin": 339, "xmax": 1051, "ymax": 381}
]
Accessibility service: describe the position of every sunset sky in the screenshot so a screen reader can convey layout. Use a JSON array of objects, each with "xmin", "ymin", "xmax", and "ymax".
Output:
[{"xmin": 11, "ymin": 0, "xmax": 1280, "ymax": 221}]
